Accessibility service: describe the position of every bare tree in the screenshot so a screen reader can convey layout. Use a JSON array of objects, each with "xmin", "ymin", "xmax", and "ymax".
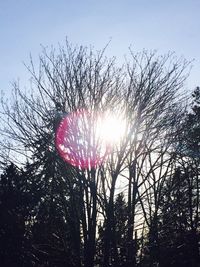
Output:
[
  {"xmin": 102, "ymin": 51, "xmax": 189, "ymax": 266},
  {"xmin": 0, "ymin": 41, "xmax": 189, "ymax": 267}
]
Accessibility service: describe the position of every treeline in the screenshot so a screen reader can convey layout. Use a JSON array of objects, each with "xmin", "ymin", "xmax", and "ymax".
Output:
[{"xmin": 0, "ymin": 42, "xmax": 199, "ymax": 267}]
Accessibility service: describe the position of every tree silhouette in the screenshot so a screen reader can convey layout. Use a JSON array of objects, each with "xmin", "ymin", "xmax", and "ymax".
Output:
[
  {"xmin": 0, "ymin": 163, "xmax": 34, "ymax": 267},
  {"xmin": 0, "ymin": 41, "xmax": 192, "ymax": 267}
]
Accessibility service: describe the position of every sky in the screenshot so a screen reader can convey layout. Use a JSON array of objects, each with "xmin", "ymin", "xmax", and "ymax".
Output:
[{"xmin": 0, "ymin": 0, "xmax": 200, "ymax": 94}]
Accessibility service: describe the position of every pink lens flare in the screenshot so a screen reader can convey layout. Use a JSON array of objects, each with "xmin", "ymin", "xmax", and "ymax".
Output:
[{"xmin": 55, "ymin": 109, "xmax": 111, "ymax": 169}]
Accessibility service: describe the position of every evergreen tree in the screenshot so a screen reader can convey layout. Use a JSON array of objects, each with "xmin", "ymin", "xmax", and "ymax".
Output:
[
  {"xmin": 158, "ymin": 165, "xmax": 199, "ymax": 267},
  {"xmin": 0, "ymin": 163, "xmax": 33, "ymax": 267}
]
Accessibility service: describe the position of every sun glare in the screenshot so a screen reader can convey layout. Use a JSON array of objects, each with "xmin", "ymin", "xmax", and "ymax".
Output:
[
  {"xmin": 56, "ymin": 109, "xmax": 126, "ymax": 168},
  {"xmin": 96, "ymin": 113, "xmax": 126, "ymax": 145}
]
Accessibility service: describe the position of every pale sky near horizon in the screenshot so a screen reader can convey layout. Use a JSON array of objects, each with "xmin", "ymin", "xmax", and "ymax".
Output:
[{"xmin": 0, "ymin": 0, "xmax": 199, "ymax": 94}]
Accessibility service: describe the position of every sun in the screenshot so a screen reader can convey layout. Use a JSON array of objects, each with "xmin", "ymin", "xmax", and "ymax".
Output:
[
  {"xmin": 56, "ymin": 109, "xmax": 126, "ymax": 168},
  {"xmin": 95, "ymin": 112, "xmax": 126, "ymax": 146}
]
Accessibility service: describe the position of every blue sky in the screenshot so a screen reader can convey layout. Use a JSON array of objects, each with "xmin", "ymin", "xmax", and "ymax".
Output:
[{"xmin": 0, "ymin": 0, "xmax": 200, "ymax": 92}]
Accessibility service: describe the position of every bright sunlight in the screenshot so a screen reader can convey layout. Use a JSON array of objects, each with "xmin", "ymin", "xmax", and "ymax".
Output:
[
  {"xmin": 56, "ymin": 109, "xmax": 127, "ymax": 168},
  {"xmin": 95, "ymin": 112, "xmax": 127, "ymax": 146}
]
